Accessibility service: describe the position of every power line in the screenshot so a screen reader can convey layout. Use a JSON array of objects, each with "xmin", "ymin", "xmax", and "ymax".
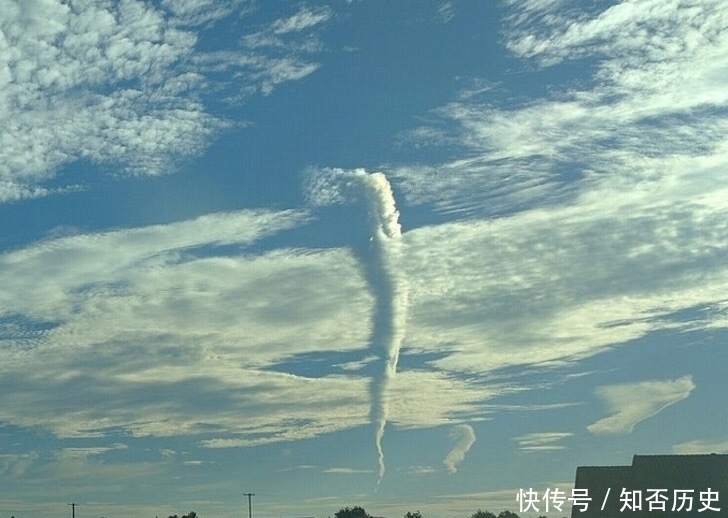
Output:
[{"xmin": 243, "ymin": 493, "xmax": 255, "ymax": 518}]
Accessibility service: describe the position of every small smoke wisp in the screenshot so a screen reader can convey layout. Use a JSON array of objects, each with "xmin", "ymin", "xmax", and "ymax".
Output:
[
  {"xmin": 305, "ymin": 168, "xmax": 408, "ymax": 486},
  {"xmin": 443, "ymin": 424, "xmax": 476, "ymax": 474}
]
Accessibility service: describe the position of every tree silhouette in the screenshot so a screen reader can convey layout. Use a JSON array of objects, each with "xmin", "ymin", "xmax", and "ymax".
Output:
[
  {"xmin": 334, "ymin": 506, "xmax": 370, "ymax": 518},
  {"xmin": 470, "ymin": 511, "xmax": 496, "ymax": 518},
  {"xmin": 405, "ymin": 511, "xmax": 422, "ymax": 518}
]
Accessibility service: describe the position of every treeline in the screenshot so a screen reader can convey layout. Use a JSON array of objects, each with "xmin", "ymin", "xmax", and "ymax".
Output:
[
  {"xmin": 166, "ymin": 507, "xmax": 566, "ymax": 518},
  {"xmin": 334, "ymin": 506, "xmax": 567, "ymax": 518}
]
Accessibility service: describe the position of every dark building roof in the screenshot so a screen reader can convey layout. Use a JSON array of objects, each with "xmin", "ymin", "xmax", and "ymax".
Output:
[{"xmin": 570, "ymin": 454, "xmax": 728, "ymax": 517}]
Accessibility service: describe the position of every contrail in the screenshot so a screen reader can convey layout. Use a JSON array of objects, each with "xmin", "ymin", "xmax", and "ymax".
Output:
[{"xmin": 305, "ymin": 168, "xmax": 408, "ymax": 485}]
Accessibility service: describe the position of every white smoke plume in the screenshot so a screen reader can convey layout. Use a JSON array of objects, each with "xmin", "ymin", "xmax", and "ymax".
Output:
[
  {"xmin": 305, "ymin": 167, "xmax": 408, "ymax": 485},
  {"xmin": 443, "ymin": 424, "xmax": 476, "ymax": 474},
  {"xmin": 359, "ymin": 172, "xmax": 408, "ymax": 485}
]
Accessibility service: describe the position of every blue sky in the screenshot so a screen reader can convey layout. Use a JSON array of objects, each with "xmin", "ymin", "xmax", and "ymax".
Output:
[{"xmin": 1, "ymin": 1, "xmax": 728, "ymax": 517}]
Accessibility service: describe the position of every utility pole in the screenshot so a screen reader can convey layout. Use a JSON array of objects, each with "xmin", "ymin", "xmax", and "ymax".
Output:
[
  {"xmin": 243, "ymin": 493, "xmax": 255, "ymax": 518},
  {"xmin": 68, "ymin": 503, "xmax": 78, "ymax": 518}
]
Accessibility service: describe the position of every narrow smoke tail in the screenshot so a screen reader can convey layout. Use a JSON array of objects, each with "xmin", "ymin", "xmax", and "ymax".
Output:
[{"xmin": 375, "ymin": 418, "xmax": 386, "ymax": 482}]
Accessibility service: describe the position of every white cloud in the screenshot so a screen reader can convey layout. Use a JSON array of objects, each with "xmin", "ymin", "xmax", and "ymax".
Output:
[
  {"xmin": 0, "ymin": 451, "xmax": 39, "ymax": 478},
  {"xmin": 437, "ymin": 2, "xmax": 456, "ymax": 24},
  {"xmin": 0, "ymin": 209, "xmax": 309, "ymax": 321},
  {"xmin": 507, "ymin": 0, "xmax": 728, "ymax": 96},
  {"xmin": 395, "ymin": 1, "xmax": 728, "ymax": 219},
  {"xmin": 0, "ymin": 0, "xmax": 335, "ymax": 201},
  {"xmin": 322, "ymin": 467, "xmax": 374, "ymax": 474},
  {"xmin": 0, "ymin": 208, "xmax": 499, "ymax": 443},
  {"xmin": 56, "ymin": 443, "xmax": 128, "ymax": 461},
  {"xmin": 221, "ymin": 5, "xmax": 334, "ymax": 96},
  {"xmin": 335, "ymin": 355, "xmax": 378, "ymax": 371},
  {"xmin": 399, "ymin": 195, "xmax": 728, "ymax": 375},
  {"xmin": 388, "ymin": 0, "xmax": 728, "ymax": 379},
  {"xmin": 513, "ymin": 432, "xmax": 573, "ymax": 452},
  {"xmin": 0, "ymin": 209, "xmax": 376, "ymax": 440},
  {"xmin": 388, "ymin": 372, "xmax": 503, "ymax": 430},
  {"xmin": 673, "ymin": 439, "xmax": 728, "ymax": 455},
  {"xmin": 278, "ymin": 464, "xmax": 318, "ymax": 472},
  {"xmin": 162, "ymin": 0, "xmax": 252, "ymax": 26},
  {"xmin": 272, "ymin": 6, "xmax": 333, "ymax": 35},
  {"xmin": 8, "ymin": 445, "xmax": 167, "ymax": 502},
  {"xmin": 443, "ymin": 424, "xmax": 476, "ymax": 473},
  {"xmin": 587, "ymin": 376, "xmax": 695, "ymax": 434},
  {"xmin": 400, "ymin": 465, "xmax": 437, "ymax": 475},
  {"xmin": 0, "ymin": 0, "xmax": 225, "ymax": 201}
]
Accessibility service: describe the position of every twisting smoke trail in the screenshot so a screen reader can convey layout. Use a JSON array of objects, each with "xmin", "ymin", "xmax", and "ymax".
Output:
[
  {"xmin": 357, "ymin": 171, "xmax": 408, "ymax": 485},
  {"xmin": 305, "ymin": 168, "xmax": 408, "ymax": 485}
]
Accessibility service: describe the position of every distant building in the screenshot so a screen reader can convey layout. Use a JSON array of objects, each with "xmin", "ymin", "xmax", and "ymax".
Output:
[{"xmin": 570, "ymin": 454, "xmax": 728, "ymax": 517}]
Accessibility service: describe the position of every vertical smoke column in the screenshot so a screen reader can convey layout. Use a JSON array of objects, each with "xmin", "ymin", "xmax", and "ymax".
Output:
[
  {"xmin": 304, "ymin": 167, "xmax": 408, "ymax": 485},
  {"xmin": 355, "ymin": 171, "xmax": 408, "ymax": 486}
]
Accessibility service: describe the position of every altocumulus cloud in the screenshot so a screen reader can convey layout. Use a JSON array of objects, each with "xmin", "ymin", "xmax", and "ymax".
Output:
[
  {"xmin": 0, "ymin": 0, "xmax": 334, "ymax": 201},
  {"xmin": 0, "ymin": 0, "xmax": 220, "ymax": 199}
]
